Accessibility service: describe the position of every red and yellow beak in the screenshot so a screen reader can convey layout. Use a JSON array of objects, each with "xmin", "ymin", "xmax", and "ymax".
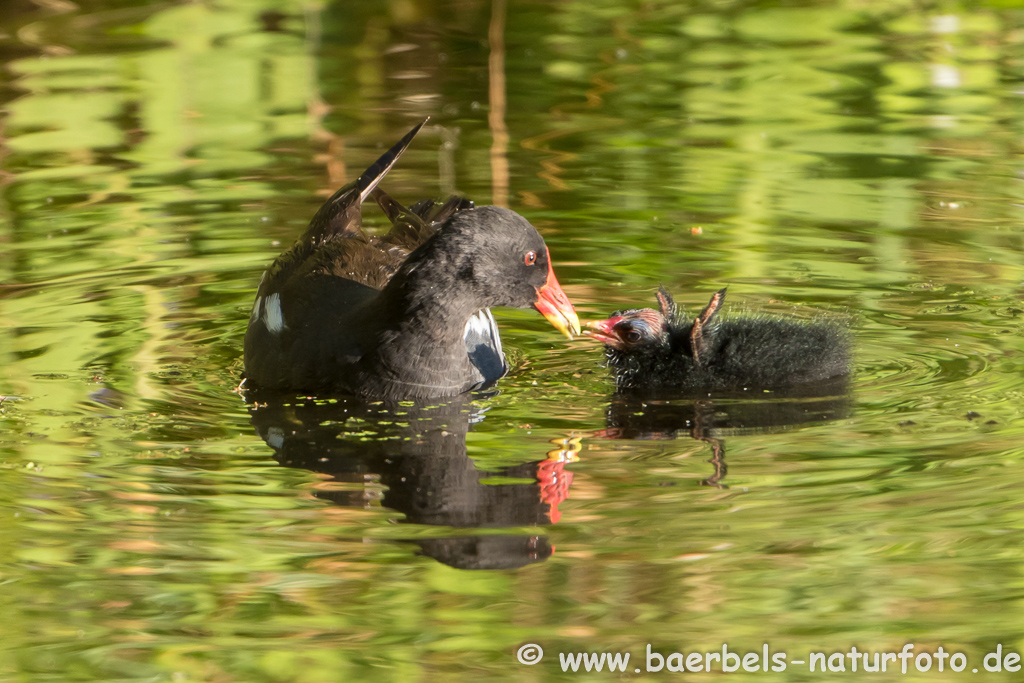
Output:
[
  {"xmin": 533, "ymin": 249, "xmax": 581, "ymax": 339},
  {"xmin": 582, "ymin": 316, "xmax": 625, "ymax": 348}
]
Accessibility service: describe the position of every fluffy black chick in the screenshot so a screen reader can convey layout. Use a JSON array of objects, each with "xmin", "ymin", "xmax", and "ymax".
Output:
[{"xmin": 585, "ymin": 288, "xmax": 850, "ymax": 394}]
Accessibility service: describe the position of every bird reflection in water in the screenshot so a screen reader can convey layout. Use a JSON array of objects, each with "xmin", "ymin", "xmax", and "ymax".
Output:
[
  {"xmin": 245, "ymin": 389, "xmax": 577, "ymax": 570},
  {"xmin": 596, "ymin": 379, "xmax": 852, "ymax": 488}
]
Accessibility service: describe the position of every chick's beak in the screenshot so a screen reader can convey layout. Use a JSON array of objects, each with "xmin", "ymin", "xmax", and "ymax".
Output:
[
  {"xmin": 533, "ymin": 250, "xmax": 581, "ymax": 339},
  {"xmin": 582, "ymin": 316, "xmax": 624, "ymax": 349}
]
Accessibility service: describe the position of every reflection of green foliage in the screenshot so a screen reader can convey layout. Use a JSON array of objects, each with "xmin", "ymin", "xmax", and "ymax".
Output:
[{"xmin": 2, "ymin": 0, "xmax": 1024, "ymax": 681}]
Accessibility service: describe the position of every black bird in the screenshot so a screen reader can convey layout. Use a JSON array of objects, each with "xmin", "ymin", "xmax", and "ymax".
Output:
[
  {"xmin": 584, "ymin": 287, "xmax": 850, "ymax": 394},
  {"xmin": 243, "ymin": 120, "xmax": 580, "ymax": 398},
  {"xmin": 247, "ymin": 392, "xmax": 565, "ymax": 570}
]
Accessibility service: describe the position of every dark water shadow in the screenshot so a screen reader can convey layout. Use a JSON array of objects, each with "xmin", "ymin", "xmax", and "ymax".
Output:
[
  {"xmin": 597, "ymin": 378, "xmax": 853, "ymax": 488},
  {"xmin": 245, "ymin": 388, "xmax": 573, "ymax": 570}
]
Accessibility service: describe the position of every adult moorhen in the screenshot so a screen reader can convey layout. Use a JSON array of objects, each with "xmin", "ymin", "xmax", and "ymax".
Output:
[
  {"xmin": 248, "ymin": 393, "xmax": 565, "ymax": 569},
  {"xmin": 584, "ymin": 287, "xmax": 850, "ymax": 394},
  {"xmin": 243, "ymin": 120, "xmax": 580, "ymax": 399}
]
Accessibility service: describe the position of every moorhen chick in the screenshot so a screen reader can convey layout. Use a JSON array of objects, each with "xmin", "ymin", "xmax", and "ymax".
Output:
[
  {"xmin": 243, "ymin": 120, "xmax": 580, "ymax": 399},
  {"xmin": 585, "ymin": 287, "xmax": 850, "ymax": 394}
]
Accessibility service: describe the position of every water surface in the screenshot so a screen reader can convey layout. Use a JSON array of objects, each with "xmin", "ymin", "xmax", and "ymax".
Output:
[{"xmin": 2, "ymin": 1, "xmax": 1024, "ymax": 680}]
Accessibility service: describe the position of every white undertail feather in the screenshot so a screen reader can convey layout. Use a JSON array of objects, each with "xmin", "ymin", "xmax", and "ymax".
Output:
[
  {"xmin": 464, "ymin": 309, "xmax": 503, "ymax": 356},
  {"xmin": 463, "ymin": 308, "xmax": 507, "ymax": 382}
]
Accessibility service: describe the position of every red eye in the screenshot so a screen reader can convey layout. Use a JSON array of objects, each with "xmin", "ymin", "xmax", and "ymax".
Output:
[{"xmin": 524, "ymin": 251, "xmax": 537, "ymax": 266}]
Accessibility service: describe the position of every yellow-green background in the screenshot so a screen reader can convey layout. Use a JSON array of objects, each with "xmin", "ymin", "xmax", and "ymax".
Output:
[{"xmin": 2, "ymin": 0, "xmax": 1024, "ymax": 680}]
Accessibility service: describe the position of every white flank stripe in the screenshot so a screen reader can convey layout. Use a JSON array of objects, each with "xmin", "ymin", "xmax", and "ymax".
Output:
[
  {"xmin": 250, "ymin": 296, "xmax": 262, "ymax": 322},
  {"xmin": 263, "ymin": 292, "xmax": 286, "ymax": 333}
]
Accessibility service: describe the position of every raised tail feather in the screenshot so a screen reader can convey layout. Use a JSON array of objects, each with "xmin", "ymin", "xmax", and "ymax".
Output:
[
  {"xmin": 304, "ymin": 118, "xmax": 429, "ymax": 244},
  {"xmin": 354, "ymin": 118, "xmax": 429, "ymax": 205}
]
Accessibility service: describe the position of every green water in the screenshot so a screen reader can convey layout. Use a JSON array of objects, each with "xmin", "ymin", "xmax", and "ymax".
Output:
[{"xmin": 3, "ymin": 0, "xmax": 1024, "ymax": 680}]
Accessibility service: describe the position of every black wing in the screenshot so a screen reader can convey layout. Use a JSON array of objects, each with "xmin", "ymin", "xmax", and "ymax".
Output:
[{"xmin": 303, "ymin": 118, "xmax": 428, "ymax": 246}]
